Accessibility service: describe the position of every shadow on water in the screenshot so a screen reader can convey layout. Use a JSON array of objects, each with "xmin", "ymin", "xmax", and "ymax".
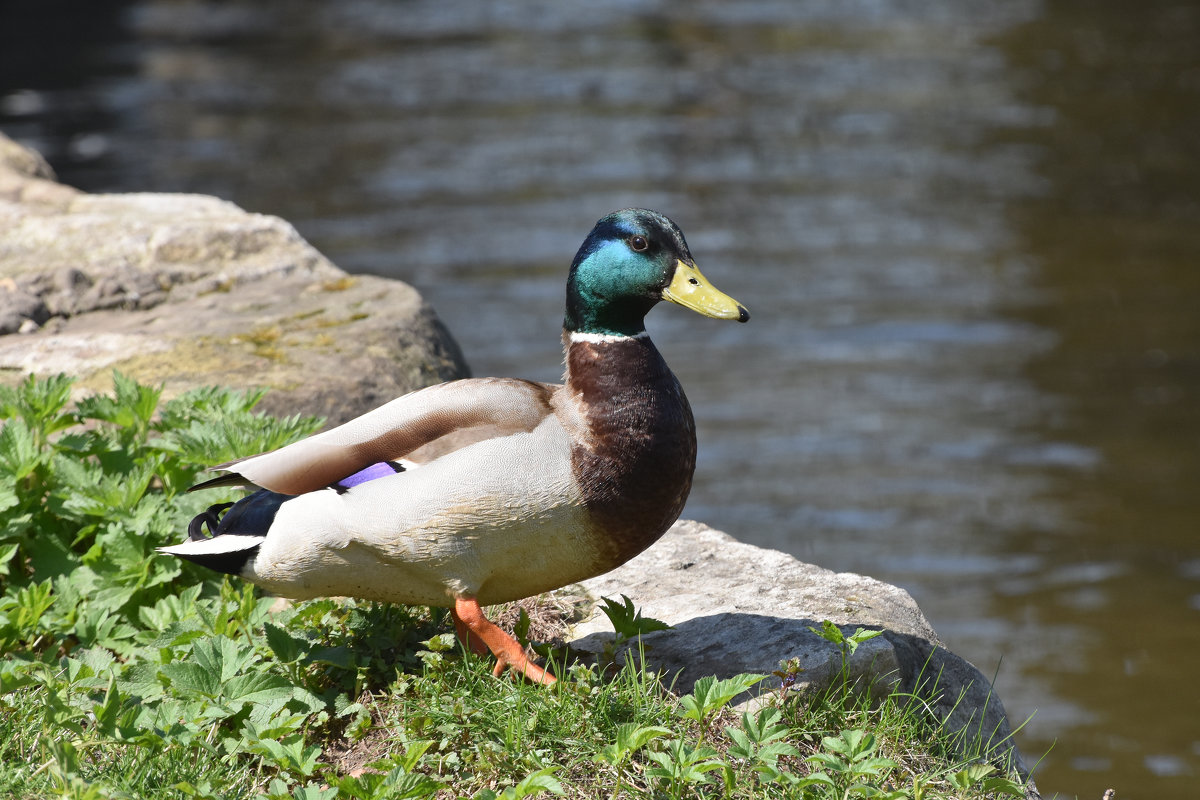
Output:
[
  {"xmin": 989, "ymin": 1, "xmax": 1200, "ymax": 794},
  {"xmin": 3, "ymin": 1, "xmax": 1199, "ymax": 797}
]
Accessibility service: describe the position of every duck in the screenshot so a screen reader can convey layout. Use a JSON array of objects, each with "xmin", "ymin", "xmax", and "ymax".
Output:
[{"xmin": 159, "ymin": 208, "xmax": 749, "ymax": 685}]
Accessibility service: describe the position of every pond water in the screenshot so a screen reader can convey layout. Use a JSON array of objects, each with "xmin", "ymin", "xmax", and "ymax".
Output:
[{"xmin": 4, "ymin": 1, "xmax": 1198, "ymax": 797}]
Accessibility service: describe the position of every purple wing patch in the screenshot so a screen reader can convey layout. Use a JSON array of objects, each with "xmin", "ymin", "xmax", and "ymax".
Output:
[{"xmin": 332, "ymin": 461, "xmax": 405, "ymax": 493}]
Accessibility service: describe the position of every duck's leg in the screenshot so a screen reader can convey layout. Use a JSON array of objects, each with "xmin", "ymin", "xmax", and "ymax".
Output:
[
  {"xmin": 450, "ymin": 607, "xmax": 490, "ymax": 657},
  {"xmin": 451, "ymin": 597, "xmax": 556, "ymax": 685}
]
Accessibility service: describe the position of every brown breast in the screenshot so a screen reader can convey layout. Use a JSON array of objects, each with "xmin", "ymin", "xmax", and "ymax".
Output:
[{"xmin": 564, "ymin": 335, "xmax": 697, "ymax": 568}]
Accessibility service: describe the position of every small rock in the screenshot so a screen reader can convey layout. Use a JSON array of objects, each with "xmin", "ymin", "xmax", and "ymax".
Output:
[
  {"xmin": 0, "ymin": 285, "xmax": 49, "ymax": 334},
  {"xmin": 55, "ymin": 267, "xmax": 93, "ymax": 293},
  {"xmin": 0, "ymin": 132, "xmax": 56, "ymax": 180}
]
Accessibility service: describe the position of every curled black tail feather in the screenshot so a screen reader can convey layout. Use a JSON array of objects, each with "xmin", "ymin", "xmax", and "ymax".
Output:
[
  {"xmin": 188, "ymin": 502, "xmax": 234, "ymax": 541},
  {"xmin": 177, "ymin": 490, "xmax": 290, "ymax": 576},
  {"xmin": 193, "ymin": 490, "xmax": 292, "ymax": 539}
]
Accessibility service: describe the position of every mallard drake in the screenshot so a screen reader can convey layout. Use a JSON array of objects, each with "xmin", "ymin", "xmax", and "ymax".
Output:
[{"xmin": 160, "ymin": 208, "xmax": 748, "ymax": 684}]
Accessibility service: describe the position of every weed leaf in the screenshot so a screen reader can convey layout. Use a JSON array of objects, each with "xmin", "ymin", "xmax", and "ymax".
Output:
[
  {"xmin": 679, "ymin": 673, "xmax": 766, "ymax": 722},
  {"xmin": 598, "ymin": 594, "xmax": 671, "ymax": 640}
]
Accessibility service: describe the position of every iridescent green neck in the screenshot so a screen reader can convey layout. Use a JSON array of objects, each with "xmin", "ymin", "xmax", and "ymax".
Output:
[
  {"xmin": 564, "ymin": 241, "xmax": 661, "ymax": 337},
  {"xmin": 563, "ymin": 299, "xmax": 651, "ymax": 337}
]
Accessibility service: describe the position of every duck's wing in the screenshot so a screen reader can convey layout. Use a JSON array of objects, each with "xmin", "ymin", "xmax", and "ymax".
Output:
[{"xmin": 193, "ymin": 378, "xmax": 559, "ymax": 495}]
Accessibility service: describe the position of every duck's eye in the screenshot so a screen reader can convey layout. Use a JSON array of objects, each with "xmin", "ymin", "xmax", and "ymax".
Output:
[
  {"xmin": 688, "ymin": 277, "xmax": 699, "ymax": 285},
  {"xmin": 629, "ymin": 235, "xmax": 649, "ymax": 252}
]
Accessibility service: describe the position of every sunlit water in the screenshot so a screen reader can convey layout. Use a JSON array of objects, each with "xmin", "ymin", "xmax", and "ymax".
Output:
[{"xmin": 4, "ymin": 1, "xmax": 1198, "ymax": 796}]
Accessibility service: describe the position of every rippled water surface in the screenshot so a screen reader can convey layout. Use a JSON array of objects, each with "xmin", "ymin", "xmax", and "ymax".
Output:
[{"xmin": 4, "ymin": 1, "xmax": 1199, "ymax": 796}]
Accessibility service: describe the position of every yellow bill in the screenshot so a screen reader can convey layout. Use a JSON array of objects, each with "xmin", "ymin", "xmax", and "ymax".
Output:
[{"xmin": 662, "ymin": 261, "xmax": 750, "ymax": 322}]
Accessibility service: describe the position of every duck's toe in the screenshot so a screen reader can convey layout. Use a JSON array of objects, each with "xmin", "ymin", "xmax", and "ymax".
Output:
[{"xmin": 452, "ymin": 597, "xmax": 557, "ymax": 685}]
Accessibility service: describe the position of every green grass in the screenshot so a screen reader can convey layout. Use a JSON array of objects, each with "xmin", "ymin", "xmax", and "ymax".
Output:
[{"xmin": 0, "ymin": 374, "xmax": 1031, "ymax": 799}]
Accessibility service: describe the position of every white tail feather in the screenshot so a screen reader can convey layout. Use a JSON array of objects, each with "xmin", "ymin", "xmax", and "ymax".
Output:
[{"xmin": 158, "ymin": 536, "xmax": 267, "ymax": 557}]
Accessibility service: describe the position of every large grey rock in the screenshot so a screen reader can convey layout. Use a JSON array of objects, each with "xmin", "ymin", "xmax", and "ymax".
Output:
[
  {"xmin": 572, "ymin": 520, "xmax": 1037, "ymax": 792},
  {"xmin": 0, "ymin": 133, "xmax": 468, "ymax": 424}
]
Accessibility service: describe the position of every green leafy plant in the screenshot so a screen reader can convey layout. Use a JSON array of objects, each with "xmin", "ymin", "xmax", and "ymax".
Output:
[
  {"xmin": 808, "ymin": 620, "xmax": 884, "ymax": 696},
  {"xmin": 809, "ymin": 621, "xmax": 884, "ymax": 660},
  {"xmin": 591, "ymin": 594, "xmax": 672, "ymax": 673},
  {"xmin": 0, "ymin": 372, "xmax": 322, "ymax": 653},
  {"xmin": 725, "ymin": 706, "xmax": 802, "ymax": 785},
  {"xmin": 597, "ymin": 595, "xmax": 671, "ymax": 641},
  {"xmin": 596, "ymin": 722, "xmax": 671, "ymax": 800},
  {"xmin": 323, "ymin": 750, "xmax": 444, "ymax": 800},
  {"xmin": 0, "ymin": 373, "xmax": 324, "ymax": 797},
  {"xmin": 644, "ymin": 737, "xmax": 726, "ymax": 799},
  {"xmin": 678, "ymin": 673, "xmax": 767, "ymax": 738},
  {"xmin": 947, "ymin": 762, "xmax": 1024, "ymax": 798},
  {"xmin": 802, "ymin": 729, "xmax": 903, "ymax": 799},
  {"xmin": 473, "ymin": 766, "xmax": 563, "ymax": 800}
]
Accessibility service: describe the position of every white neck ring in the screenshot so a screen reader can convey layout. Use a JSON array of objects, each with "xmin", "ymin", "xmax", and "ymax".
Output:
[{"xmin": 568, "ymin": 330, "xmax": 649, "ymax": 344}]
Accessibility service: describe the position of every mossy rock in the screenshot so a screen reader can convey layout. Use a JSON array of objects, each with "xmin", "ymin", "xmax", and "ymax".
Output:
[{"xmin": 0, "ymin": 133, "xmax": 468, "ymax": 425}]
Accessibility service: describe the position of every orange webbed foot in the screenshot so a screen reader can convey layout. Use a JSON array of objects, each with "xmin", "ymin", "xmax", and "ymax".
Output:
[{"xmin": 451, "ymin": 597, "xmax": 557, "ymax": 685}]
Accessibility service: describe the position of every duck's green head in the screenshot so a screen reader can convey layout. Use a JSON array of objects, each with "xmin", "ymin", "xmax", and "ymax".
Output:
[{"xmin": 564, "ymin": 208, "xmax": 749, "ymax": 337}]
